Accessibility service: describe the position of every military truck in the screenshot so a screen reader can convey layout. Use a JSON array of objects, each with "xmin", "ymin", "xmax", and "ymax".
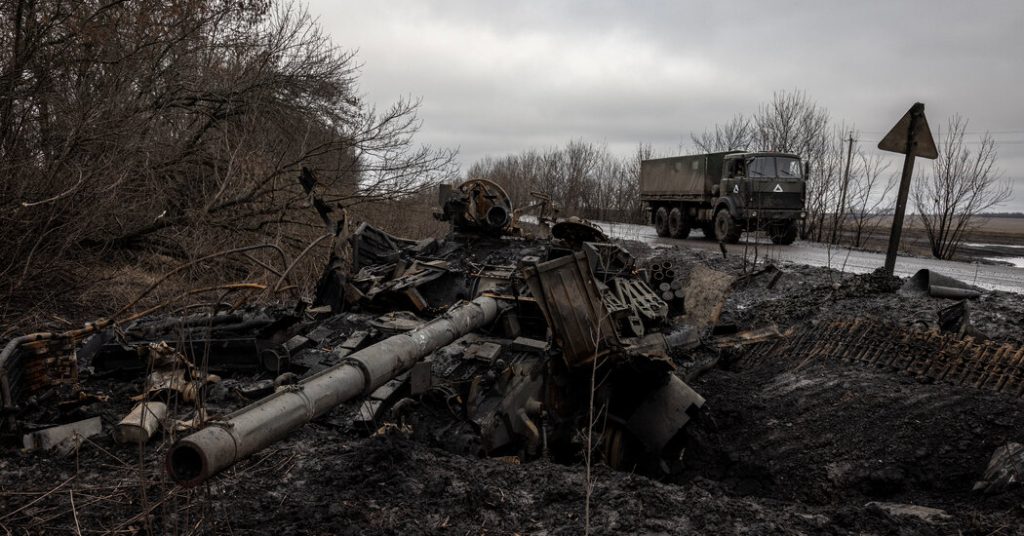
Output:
[{"xmin": 640, "ymin": 151, "xmax": 806, "ymax": 244}]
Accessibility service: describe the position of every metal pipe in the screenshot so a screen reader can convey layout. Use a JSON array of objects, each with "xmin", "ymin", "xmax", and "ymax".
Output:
[
  {"xmin": 166, "ymin": 296, "xmax": 504, "ymax": 486},
  {"xmin": 115, "ymin": 401, "xmax": 167, "ymax": 444}
]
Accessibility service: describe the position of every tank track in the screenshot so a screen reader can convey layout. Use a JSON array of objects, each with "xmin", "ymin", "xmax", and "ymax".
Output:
[{"xmin": 737, "ymin": 317, "xmax": 1024, "ymax": 398}]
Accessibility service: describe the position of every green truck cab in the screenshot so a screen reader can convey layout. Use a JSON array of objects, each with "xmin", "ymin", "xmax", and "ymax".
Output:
[{"xmin": 639, "ymin": 151, "xmax": 807, "ymax": 244}]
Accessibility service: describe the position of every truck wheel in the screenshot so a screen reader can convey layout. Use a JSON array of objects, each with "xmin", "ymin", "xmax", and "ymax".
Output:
[
  {"xmin": 668, "ymin": 208, "xmax": 691, "ymax": 239},
  {"xmin": 770, "ymin": 221, "xmax": 798, "ymax": 245},
  {"xmin": 654, "ymin": 207, "xmax": 670, "ymax": 237},
  {"xmin": 714, "ymin": 209, "xmax": 741, "ymax": 244}
]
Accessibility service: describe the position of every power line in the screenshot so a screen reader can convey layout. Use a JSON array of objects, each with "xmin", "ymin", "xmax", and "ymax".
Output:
[{"xmin": 859, "ymin": 129, "xmax": 1024, "ymax": 135}]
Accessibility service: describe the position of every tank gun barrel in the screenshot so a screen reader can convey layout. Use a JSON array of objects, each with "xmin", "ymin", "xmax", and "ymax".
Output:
[{"xmin": 167, "ymin": 296, "xmax": 504, "ymax": 486}]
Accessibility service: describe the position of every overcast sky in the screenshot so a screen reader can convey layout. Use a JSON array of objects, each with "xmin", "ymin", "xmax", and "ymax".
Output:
[{"xmin": 307, "ymin": 0, "xmax": 1024, "ymax": 211}]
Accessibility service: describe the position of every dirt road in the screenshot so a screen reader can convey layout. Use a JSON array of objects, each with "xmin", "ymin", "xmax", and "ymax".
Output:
[{"xmin": 597, "ymin": 220, "xmax": 1024, "ymax": 293}]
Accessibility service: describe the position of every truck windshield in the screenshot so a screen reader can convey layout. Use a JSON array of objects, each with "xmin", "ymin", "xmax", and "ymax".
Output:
[{"xmin": 747, "ymin": 157, "xmax": 802, "ymax": 179}]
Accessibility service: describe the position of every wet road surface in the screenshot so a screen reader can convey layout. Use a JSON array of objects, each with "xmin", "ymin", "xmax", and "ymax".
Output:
[{"xmin": 595, "ymin": 220, "xmax": 1024, "ymax": 293}]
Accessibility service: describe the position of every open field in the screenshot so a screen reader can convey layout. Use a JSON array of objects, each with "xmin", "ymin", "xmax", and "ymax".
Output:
[{"xmin": 837, "ymin": 214, "xmax": 1024, "ymax": 263}]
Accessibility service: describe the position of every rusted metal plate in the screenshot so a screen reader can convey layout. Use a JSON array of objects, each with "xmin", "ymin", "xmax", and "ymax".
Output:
[{"xmin": 524, "ymin": 252, "xmax": 616, "ymax": 368}]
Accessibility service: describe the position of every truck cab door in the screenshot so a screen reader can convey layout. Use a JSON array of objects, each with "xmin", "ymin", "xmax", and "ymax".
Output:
[{"xmin": 719, "ymin": 159, "xmax": 746, "ymax": 205}]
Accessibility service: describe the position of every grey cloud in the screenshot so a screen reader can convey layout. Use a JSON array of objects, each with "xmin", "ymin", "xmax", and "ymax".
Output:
[{"xmin": 308, "ymin": 0, "xmax": 1024, "ymax": 210}]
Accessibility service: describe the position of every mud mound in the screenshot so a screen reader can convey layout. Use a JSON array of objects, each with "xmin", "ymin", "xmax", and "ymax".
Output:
[
  {"xmin": 181, "ymin": 432, "xmax": 972, "ymax": 535},
  {"xmin": 685, "ymin": 361, "xmax": 1024, "ymax": 514}
]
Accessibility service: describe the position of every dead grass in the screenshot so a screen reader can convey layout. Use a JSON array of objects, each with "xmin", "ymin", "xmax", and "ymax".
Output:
[
  {"xmin": 349, "ymin": 195, "xmax": 448, "ymax": 239},
  {"xmin": 1, "ymin": 198, "xmax": 447, "ymax": 335},
  {"xmin": 855, "ymin": 214, "xmax": 1024, "ymax": 245}
]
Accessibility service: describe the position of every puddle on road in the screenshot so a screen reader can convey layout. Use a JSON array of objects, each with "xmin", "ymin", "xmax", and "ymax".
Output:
[
  {"xmin": 984, "ymin": 256, "xmax": 1024, "ymax": 268},
  {"xmin": 960, "ymin": 242, "xmax": 1024, "ymax": 250}
]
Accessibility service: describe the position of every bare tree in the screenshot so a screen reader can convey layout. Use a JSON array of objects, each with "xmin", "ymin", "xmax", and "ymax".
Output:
[
  {"xmin": 690, "ymin": 90, "xmax": 841, "ymax": 240},
  {"xmin": 912, "ymin": 115, "xmax": 1011, "ymax": 259},
  {"xmin": 618, "ymin": 142, "xmax": 653, "ymax": 222},
  {"xmin": 469, "ymin": 140, "xmax": 651, "ymax": 223},
  {"xmin": 691, "ymin": 115, "xmax": 754, "ymax": 152},
  {"xmin": 754, "ymin": 91, "xmax": 836, "ymax": 239},
  {"xmin": 0, "ymin": 0, "xmax": 455, "ymax": 326},
  {"xmin": 845, "ymin": 152, "xmax": 895, "ymax": 248}
]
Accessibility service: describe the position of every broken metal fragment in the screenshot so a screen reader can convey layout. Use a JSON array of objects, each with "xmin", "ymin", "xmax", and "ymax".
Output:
[
  {"xmin": 349, "ymin": 222, "xmax": 418, "ymax": 271},
  {"xmin": 369, "ymin": 311, "xmax": 425, "ymax": 334},
  {"xmin": 23, "ymin": 417, "xmax": 102, "ymax": 454},
  {"xmin": 511, "ymin": 337, "xmax": 548, "ymax": 354},
  {"xmin": 973, "ymin": 442, "xmax": 1024, "ymax": 494},
  {"xmin": 436, "ymin": 179, "xmax": 514, "ymax": 235},
  {"xmin": 550, "ymin": 217, "xmax": 609, "ymax": 246},
  {"xmin": 900, "ymin": 269, "xmax": 983, "ymax": 300},
  {"xmin": 582, "ymin": 241, "xmax": 634, "ymax": 278},
  {"xmin": 615, "ymin": 277, "xmax": 669, "ymax": 324},
  {"xmin": 409, "ymin": 359, "xmax": 433, "ymax": 395},
  {"xmin": 354, "ymin": 373, "xmax": 410, "ymax": 431},
  {"xmin": 524, "ymin": 252, "xmax": 617, "ymax": 368},
  {"xmin": 134, "ymin": 342, "xmax": 219, "ymax": 403},
  {"xmin": 115, "ymin": 401, "xmax": 167, "ymax": 444},
  {"xmin": 625, "ymin": 375, "xmax": 705, "ymax": 457},
  {"xmin": 235, "ymin": 380, "xmax": 275, "ymax": 400}
]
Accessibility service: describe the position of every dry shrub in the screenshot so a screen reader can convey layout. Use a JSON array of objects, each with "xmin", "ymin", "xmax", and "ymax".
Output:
[
  {"xmin": 349, "ymin": 193, "xmax": 449, "ymax": 240},
  {"xmin": 0, "ymin": 1, "xmax": 454, "ymax": 330}
]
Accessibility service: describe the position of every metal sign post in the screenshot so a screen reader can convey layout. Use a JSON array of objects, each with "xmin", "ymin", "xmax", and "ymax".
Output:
[{"xmin": 878, "ymin": 102, "xmax": 938, "ymax": 274}]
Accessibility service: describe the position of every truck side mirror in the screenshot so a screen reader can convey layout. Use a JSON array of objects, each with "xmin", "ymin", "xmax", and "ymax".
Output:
[{"xmin": 803, "ymin": 162, "xmax": 810, "ymax": 178}]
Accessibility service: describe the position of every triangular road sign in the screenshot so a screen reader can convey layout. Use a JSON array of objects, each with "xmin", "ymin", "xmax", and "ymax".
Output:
[{"xmin": 878, "ymin": 102, "xmax": 938, "ymax": 159}]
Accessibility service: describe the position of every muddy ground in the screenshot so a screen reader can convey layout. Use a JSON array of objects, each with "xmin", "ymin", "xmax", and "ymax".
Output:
[{"xmin": 2, "ymin": 241, "xmax": 1024, "ymax": 534}]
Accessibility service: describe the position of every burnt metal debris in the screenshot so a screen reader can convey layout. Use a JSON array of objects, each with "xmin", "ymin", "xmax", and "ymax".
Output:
[
  {"xmin": 0, "ymin": 177, "xmax": 736, "ymax": 488},
  {"xmin": 167, "ymin": 296, "xmax": 505, "ymax": 485},
  {"xmin": 3, "ymin": 174, "xmax": 1015, "ymax": 498},
  {"xmin": 900, "ymin": 268, "xmax": 984, "ymax": 300}
]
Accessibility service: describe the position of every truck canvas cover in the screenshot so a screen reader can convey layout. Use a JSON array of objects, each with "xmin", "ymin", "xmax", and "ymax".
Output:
[{"xmin": 639, "ymin": 151, "xmax": 740, "ymax": 199}]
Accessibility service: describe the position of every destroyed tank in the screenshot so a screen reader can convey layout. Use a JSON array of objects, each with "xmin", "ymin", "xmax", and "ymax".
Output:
[
  {"xmin": 165, "ymin": 178, "xmax": 722, "ymax": 484},
  {"xmin": 0, "ymin": 176, "xmax": 726, "ymax": 486}
]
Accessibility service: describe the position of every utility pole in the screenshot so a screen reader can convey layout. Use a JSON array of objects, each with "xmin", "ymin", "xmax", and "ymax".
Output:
[{"xmin": 831, "ymin": 133, "xmax": 855, "ymax": 245}]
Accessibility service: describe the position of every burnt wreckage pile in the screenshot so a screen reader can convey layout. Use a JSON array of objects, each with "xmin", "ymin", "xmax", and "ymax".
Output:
[
  {"xmin": 0, "ymin": 178, "xmax": 735, "ymax": 486},
  {"xmin": 5, "ymin": 172, "xmax": 1024, "ymax": 525}
]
